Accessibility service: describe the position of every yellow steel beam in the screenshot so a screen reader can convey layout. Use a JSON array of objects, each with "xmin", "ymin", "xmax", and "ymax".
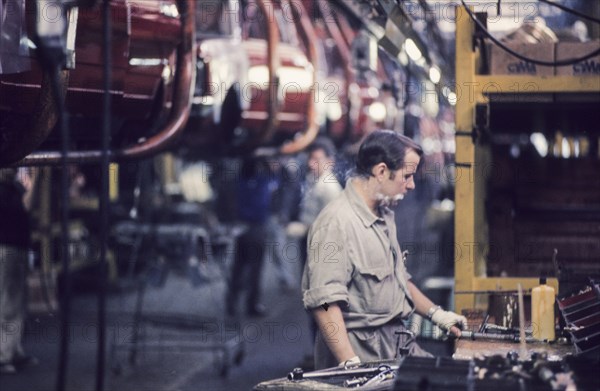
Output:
[
  {"xmin": 453, "ymin": 76, "xmax": 600, "ymax": 106},
  {"xmin": 473, "ymin": 75, "xmax": 600, "ymax": 95},
  {"xmin": 454, "ymin": 5, "xmax": 484, "ymax": 314}
]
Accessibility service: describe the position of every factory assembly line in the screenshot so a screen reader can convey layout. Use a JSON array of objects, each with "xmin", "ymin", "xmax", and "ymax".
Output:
[{"xmin": 0, "ymin": 1, "xmax": 599, "ymax": 391}]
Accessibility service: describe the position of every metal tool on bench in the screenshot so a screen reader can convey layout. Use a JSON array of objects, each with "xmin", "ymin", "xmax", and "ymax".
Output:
[
  {"xmin": 458, "ymin": 305, "xmax": 536, "ymax": 343},
  {"xmin": 458, "ymin": 318, "xmax": 536, "ymax": 342},
  {"xmin": 286, "ymin": 329, "xmax": 414, "ymax": 385},
  {"xmin": 287, "ymin": 363, "xmax": 398, "ymax": 382},
  {"xmin": 557, "ymin": 279, "xmax": 600, "ymax": 358},
  {"xmin": 359, "ymin": 366, "xmax": 396, "ymax": 387},
  {"xmin": 459, "ymin": 329, "xmax": 536, "ymax": 343}
]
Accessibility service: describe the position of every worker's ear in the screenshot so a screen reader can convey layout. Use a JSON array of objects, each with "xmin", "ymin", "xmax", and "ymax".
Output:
[{"xmin": 372, "ymin": 163, "xmax": 387, "ymax": 181}]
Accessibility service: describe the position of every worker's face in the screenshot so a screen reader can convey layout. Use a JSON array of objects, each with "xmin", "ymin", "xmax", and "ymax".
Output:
[
  {"xmin": 308, "ymin": 149, "xmax": 333, "ymax": 178},
  {"xmin": 376, "ymin": 150, "xmax": 420, "ymax": 205}
]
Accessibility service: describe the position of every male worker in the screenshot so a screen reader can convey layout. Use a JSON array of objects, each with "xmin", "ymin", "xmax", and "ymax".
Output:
[
  {"xmin": 287, "ymin": 137, "xmax": 342, "ymax": 249},
  {"xmin": 302, "ymin": 130, "xmax": 466, "ymax": 369},
  {"xmin": 0, "ymin": 168, "xmax": 35, "ymax": 374},
  {"xmin": 287, "ymin": 137, "xmax": 342, "ymax": 369}
]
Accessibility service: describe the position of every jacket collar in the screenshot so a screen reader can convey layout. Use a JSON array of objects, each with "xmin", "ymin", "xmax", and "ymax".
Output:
[{"xmin": 345, "ymin": 178, "xmax": 384, "ymax": 227}]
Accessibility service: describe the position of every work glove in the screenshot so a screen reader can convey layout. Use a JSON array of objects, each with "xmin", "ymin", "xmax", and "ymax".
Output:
[
  {"xmin": 338, "ymin": 355, "xmax": 361, "ymax": 368},
  {"xmin": 430, "ymin": 307, "xmax": 467, "ymax": 332}
]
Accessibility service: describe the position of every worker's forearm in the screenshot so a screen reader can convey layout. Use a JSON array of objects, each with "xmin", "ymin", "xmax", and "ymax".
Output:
[
  {"xmin": 312, "ymin": 304, "xmax": 356, "ymax": 363},
  {"xmin": 407, "ymin": 281, "xmax": 436, "ymax": 317}
]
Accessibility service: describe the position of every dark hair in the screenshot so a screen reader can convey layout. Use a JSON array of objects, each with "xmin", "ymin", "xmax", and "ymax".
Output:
[
  {"xmin": 356, "ymin": 130, "xmax": 423, "ymax": 177},
  {"xmin": 307, "ymin": 137, "xmax": 336, "ymax": 158}
]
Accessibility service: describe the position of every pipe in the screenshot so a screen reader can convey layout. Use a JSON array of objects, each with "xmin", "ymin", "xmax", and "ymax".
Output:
[
  {"xmin": 255, "ymin": 0, "xmax": 280, "ymax": 146},
  {"xmin": 334, "ymin": 8, "xmax": 356, "ymax": 49},
  {"xmin": 316, "ymin": 0, "xmax": 353, "ymax": 140},
  {"xmin": 18, "ymin": 0, "xmax": 196, "ymax": 166},
  {"xmin": 279, "ymin": 0, "xmax": 319, "ymax": 155},
  {"xmin": 317, "ymin": 1, "xmax": 351, "ymax": 64},
  {"xmin": 53, "ymin": 61, "xmax": 72, "ymax": 391}
]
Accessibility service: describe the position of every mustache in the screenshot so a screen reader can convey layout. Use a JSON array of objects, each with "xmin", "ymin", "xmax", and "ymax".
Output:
[{"xmin": 375, "ymin": 192, "xmax": 405, "ymax": 207}]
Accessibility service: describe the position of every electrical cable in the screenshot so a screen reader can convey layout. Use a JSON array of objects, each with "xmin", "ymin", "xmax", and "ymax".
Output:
[
  {"xmin": 95, "ymin": 0, "xmax": 111, "ymax": 389},
  {"xmin": 538, "ymin": 0, "xmax": 600, "ymax": 25},
  {"xmin": 460, "ymin": 0, "xmax": 600, "ymax": 67}
]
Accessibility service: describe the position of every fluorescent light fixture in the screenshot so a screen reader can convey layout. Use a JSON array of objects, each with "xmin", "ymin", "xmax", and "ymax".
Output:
[
  {"xmin": 561, "ymin": 137, "xmax": 570, "ymax": 159},
  {"xmin": 368, "ymin": 102, "xmax": 387, "ymax": 122},
  {"xmin": 429, "ymin": 66, "xmax": 441, "ymax": 84},
  {"xmin": 405, "ymin": 39, "xmax": 422, "ymax": 61},
  {"xmin": 443, "ymin": 86, "xmax": 457, "ymax": 105},
  {"xmin": 448, "ymin": 92, "xmax": 457, "ymax": 106},
  {"xmin": 530, "ymin": 132, "xmax": 548, "ymax": 157},
  {"xmin": 398, "ymin": 51, "xmax": 409, "ymax": 66},
  {"xmin": 129, "ymin": 58, "xmax": 164, "ymax": 66},
  {"xmin": 326, "ymin": 101, "xmax": 343, "ymax": 122},
  {"xmin": 368, "ymin": 86, "xmax": 379, "ymax": 99}
]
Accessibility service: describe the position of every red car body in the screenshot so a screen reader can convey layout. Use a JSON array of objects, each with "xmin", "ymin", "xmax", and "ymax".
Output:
[
  {"xmin": 185, "ymin": 0, "xmax": 316, "ymax": 154},
  {"xmin": 0, "ymin": 0, "xmax": 194, "ymax": 166},
  {"xmin": 301, "ymin": 0, "xmax": 405, "ymax": 150}
]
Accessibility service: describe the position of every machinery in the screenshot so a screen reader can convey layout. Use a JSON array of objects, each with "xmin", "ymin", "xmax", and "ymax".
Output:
[
  {"xmin": 0, "ymin": 0, "xmax": 195, "ymax": 166},
  {"xmin": 558, "ymin": 280, "xmax": 600, "ymax": 358},
  {"xmin": 452, "ymin": 3, "xmax": 600, "ymax": 314}
]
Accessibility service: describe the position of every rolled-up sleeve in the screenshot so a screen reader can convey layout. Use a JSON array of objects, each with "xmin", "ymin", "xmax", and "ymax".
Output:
[{"xmin": 302, "ymin": 223, "xmax": 352, "ymax": 310}]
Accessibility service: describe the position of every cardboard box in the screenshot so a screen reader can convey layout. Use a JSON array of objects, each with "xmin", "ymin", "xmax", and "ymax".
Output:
[
  {"xmin": 490, "ymin": 43, "xmax": 555, "ymax": 76},
  {"xmin": 555, "ymin": 41, "xmax": 600, "ymax": 76}
]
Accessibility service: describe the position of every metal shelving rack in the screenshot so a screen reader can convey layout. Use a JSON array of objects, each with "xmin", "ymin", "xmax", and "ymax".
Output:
[{"xmin": 453, "ymin": 6, "xmax": 600, "ymax": 314}]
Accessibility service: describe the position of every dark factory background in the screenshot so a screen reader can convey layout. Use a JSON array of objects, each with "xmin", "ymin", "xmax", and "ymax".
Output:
[{"xmin": 0, "ymin": 0, "xmax": 599, "ymax": 390}]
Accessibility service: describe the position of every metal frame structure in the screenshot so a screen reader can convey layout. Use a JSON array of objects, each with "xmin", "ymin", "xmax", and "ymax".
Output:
[{"xmin": 453, "ymin": 5, "xmax": 600, "ymax": 314}]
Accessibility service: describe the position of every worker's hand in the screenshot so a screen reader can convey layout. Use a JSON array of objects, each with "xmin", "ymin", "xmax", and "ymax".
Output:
[
  {"xmin": 338, "ymin": 355, "xmax": 361, "ymax": 368},
  {"xmin": 286, "ymin": 221, "xmax": 307, "ymax": 238},
  {"xmin": 431, "ymin": 309, "xmax": 467, "ymax": 335},
  {"xmin": 448, "ymin": 325, "xmax": 463, "ymax": 337}
]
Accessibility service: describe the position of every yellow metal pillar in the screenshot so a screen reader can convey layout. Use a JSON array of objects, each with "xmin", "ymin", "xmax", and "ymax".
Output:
[
  {"xmin": 109, "ymin": 163, "xmax": 119, "ymax": 201},
  {"xmin": 454, "ymin": 5, "xmax": 480, "ymax": 314},
  {"xmin": 451, "ymin": 6, "xmax": 581, "ymax": 313}
]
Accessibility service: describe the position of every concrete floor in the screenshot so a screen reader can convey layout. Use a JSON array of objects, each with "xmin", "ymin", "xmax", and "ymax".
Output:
[{"xmin": 1, "ymin": 252, "xmax": 313, "ymax": 391}]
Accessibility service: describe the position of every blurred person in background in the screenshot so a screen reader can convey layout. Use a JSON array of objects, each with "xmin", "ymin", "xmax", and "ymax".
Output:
[
  {"xmin": 287, "ymin": 137, "xmax": 342, "ymax": 254},
  {"xmin": 0, "ymin": 168, "xmax": 36, "ymax": 374},
  {"xmin": 226, "ymin": 157, "xmax": 276, "ymax": 317},
  {"xmin": 266, "ymin": 156, "xmax": 302, "ymax": 293}
]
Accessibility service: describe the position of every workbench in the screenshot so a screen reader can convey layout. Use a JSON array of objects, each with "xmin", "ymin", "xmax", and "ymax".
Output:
[{"xmin": 453, "ymin": 339, "xmax": 575, "ymax": 361}]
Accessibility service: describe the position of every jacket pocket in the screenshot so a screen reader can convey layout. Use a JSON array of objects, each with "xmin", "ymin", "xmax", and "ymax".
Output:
[{"xmin": 355, "ymin": 265, "xmax": 395, "ymax": 314}]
